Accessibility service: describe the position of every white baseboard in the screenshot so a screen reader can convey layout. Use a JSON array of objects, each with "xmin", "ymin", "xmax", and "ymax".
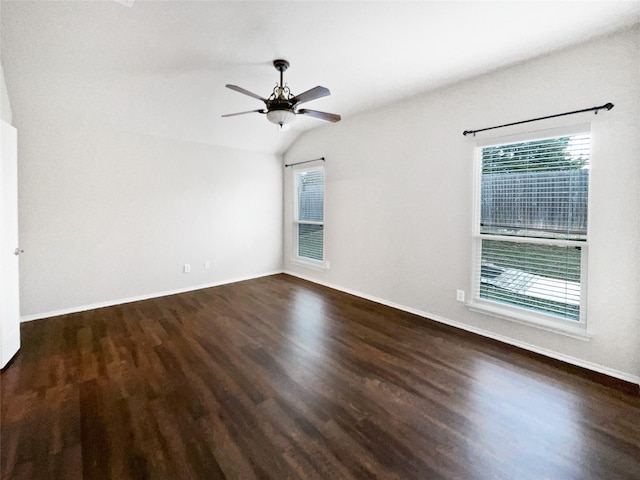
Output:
[
  {"xmin": 20, "ymin": 270, "xmax": 284, "ymax": 323},
  {"xmin": 284, "ymin": 270, "xmax": 640, "ymax": 387}
]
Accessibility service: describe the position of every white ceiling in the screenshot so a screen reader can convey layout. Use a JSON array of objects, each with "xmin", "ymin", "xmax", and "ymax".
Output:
[{"xmin": 2, "ymin": 1, "xmax": 639, "ymax": 155}]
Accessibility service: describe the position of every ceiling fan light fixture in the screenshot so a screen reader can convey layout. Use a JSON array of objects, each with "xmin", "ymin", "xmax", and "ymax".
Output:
[
  {"xmin": 223, "ymin": 59, "xmax": 340, "ymax": 127},
  {"xmin": 266, "ymin": 109, "xmax": 295, "ymax": 126}
]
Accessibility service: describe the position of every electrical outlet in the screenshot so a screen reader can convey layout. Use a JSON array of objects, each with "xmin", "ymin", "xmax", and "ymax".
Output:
[
  {"xmin": 325, "ymin": 260, "xmax": 331, "ymax": 270},
  {"xmin": 456, "ymin": 290, "xmax": 465, "ymax": 302},
  {"xmin": 204, "ymin": 261, "xmax": 210, "ymax": 270},
  {"xmin": 183, "ymin": 264, "xmax": 191, "ymax": 273}
]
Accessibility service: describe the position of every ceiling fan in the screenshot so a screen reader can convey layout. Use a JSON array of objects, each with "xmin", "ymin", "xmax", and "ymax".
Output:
[{"xmin": 223, "ymin": 59, "xmax": 341, "ymax": 129}]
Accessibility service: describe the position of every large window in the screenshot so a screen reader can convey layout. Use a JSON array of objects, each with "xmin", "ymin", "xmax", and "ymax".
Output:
[
  {"xmin": 473, "ymin": 129, "xmax": 590, "ymax": 327},
  {"xmin": 294, "ymin": 167, "xmax": 324, "ymax": 265}
]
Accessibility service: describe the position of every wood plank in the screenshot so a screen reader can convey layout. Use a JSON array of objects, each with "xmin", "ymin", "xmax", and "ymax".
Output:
[{"xmin": 2, "ymin": 274, "xmax": 639, "ymax": 479}]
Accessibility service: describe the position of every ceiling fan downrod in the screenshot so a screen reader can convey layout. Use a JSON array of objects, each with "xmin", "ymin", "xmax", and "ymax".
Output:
[
  {"xmin": 271, "ymin": 59, "xmax": 292, "ymax": 101},
  {"xmin": 273, "ymin": 59, "xmax": 289, "ymax": 84}
]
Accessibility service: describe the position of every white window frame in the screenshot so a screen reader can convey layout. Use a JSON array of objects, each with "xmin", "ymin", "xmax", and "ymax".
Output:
[
  {"xmin": 469, "ymin": 125, "xmax": 591, "ymax": 338},
  {"xmin": 292, "ymin": 165, "xmax": 325, "ymax": 270}
]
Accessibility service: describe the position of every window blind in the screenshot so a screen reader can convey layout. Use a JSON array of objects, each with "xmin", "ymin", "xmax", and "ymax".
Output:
[
  {"xmin": 481, "ymin": 134, "xmax": 590, "ymax": 240},
  {"xmin": 296, "ymin": 169, "xmax": 324, "ymax": 262},
  {"xmin": 480, "ymin": 240, "xmax": 582, "ymax": 320},
  {"xmin": 297, "ymin": 170, "xmax": 324, "ymax": 222},
  {"xmin": 298, "ymin": 224, "xmax": 323, "ymax": 260},
  {"xmin": 477, "ymin": 133, "xmax": 590, "ymax": 322}
]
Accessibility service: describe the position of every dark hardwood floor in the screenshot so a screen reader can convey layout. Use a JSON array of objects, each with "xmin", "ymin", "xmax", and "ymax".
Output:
[{"xmin": 2, "ymin": 274, "xmax": 639, "ymax": 479}]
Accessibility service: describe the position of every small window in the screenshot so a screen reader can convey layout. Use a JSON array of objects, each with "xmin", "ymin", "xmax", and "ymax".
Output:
[
  {"xmin": 473, "ymin": 129, "xmax": 590, "ymax": 327},
  {"xmin": 294, "ymin": 167, "xmax": 324, "ymax": 265}
]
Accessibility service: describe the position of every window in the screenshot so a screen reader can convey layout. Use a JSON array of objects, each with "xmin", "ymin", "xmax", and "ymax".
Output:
[
  {"xmin": 472, "ymin": 128, "xmax": 590, "ymax": 328},
  {"xmin": 294, "ymin": 166, "xmax": 324, "ymax": 265}
]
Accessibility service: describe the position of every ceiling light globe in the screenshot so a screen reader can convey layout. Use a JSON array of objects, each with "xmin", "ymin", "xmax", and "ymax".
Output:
[{"xmin": 267, "ymin": 109, "xmax": 295, "ymax": 126}]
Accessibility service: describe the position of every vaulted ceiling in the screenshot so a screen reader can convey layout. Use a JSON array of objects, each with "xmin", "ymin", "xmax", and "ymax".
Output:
[{"xmin": 2, "ymin": 1, "xmax": 639, "ymax": 155}]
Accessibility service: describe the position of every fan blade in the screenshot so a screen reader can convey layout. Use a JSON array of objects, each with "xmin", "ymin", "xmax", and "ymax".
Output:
[
  {"xmin": 298, "ymin": 109, "xmax": 341, "ymax": 123},
  {"xmin": 225, "ymin": 84, "xmax": 267, "ymax": 102},
  {"xmin": 221, "ymin": 109, "xmax": 266, "ymax": 118},
  {"xmin": 290, "ymin": 86, "xmax": 330, "ymax": 105}
]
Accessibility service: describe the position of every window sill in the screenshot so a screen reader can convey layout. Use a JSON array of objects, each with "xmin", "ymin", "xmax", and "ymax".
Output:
[
  {"xmin": 290, "ymin": 257, "xmax": 326, "ymax": 272},
  {"xmin": 467, "ymin": 300, "xmax": 592, "ymax": 341}
]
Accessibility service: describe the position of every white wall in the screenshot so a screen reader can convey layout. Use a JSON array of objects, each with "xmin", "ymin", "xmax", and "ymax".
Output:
[
  {"xmin": 1, "ymin": 63, "xmax": 13, "ymax": 124},
  {"xmin": 17, "ymin": 117, "xmax": 283, "ymax": 317},
  {"xmin": 284, "ymin": 26, "xmax": 640, "ymax": 383}
]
